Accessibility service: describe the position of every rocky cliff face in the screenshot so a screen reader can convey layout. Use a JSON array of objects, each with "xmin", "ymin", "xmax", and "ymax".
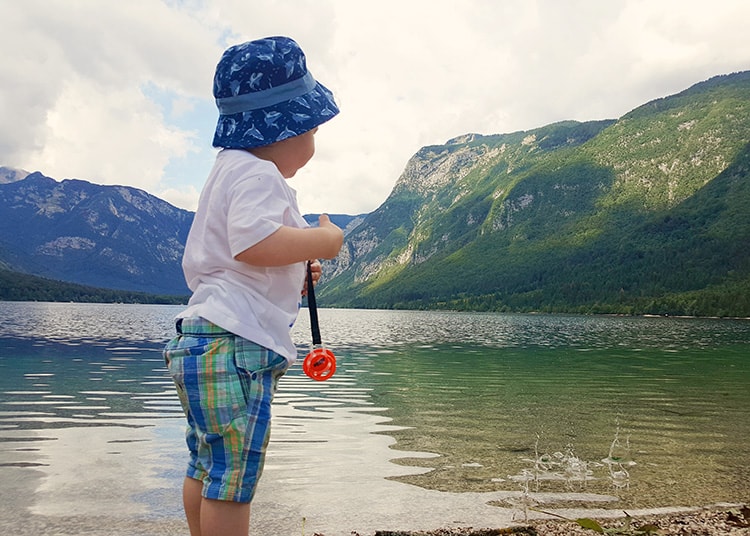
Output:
[{"xmin": 324, "ymin": 119, "xmax": 614, "ymax": 288}]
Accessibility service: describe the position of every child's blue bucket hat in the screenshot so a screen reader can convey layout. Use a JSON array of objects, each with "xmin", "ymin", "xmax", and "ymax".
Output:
[{"xmin": 212, "ymin": 36, "xmax": 339, "ymax": 149}]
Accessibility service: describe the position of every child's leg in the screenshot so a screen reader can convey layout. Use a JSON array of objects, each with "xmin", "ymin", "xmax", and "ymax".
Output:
[
  {"xmin": 182, "ymin": 476, "xmax": 251, "ymax": 536},
  {"xmin": 183, "ymin": 476, "xmax": 203, "ymax": 536},
  {"xmin": 200, "ymin": 498, "xmax": 251, "ymax": 536}
]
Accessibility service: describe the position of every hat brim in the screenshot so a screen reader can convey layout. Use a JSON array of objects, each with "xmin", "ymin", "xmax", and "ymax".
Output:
[{"xmin": 212, "ymin": 81, "xmax": 339, "ymax": 149}]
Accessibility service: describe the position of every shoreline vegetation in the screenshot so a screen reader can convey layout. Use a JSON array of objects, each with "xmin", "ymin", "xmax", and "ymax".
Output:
[
  {"xmin": 0, "ymin": 268, "xmax": 188, "ymax": 305},
  {"xmin": 3, "ymin": 268, "xmax": 750, "ymax": 321}
]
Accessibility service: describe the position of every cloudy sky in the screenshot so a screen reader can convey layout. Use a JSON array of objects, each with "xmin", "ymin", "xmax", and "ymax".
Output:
[{"xmin": 2, "ymin": 1, "xmax": 749, "ymax": 215}]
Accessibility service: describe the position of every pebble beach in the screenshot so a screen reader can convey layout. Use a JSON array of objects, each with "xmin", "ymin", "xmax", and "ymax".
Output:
[{"xmin": 358, "ymin": 504, "xmax": 750, "ymax": 535}]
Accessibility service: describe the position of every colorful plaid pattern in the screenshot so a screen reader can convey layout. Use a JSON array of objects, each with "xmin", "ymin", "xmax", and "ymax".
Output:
[{"xmin": 164, "ymin": 317, "xmax": 289, "ymax": 502}]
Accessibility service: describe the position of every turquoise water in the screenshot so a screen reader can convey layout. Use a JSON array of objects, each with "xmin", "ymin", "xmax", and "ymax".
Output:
[
  {"xmin": 0, "ymin": 302, "xmax": 748, "ymax": 532},
  {"xmin": 306, "ymin": 308, "xmax": 750, "ymax": 508},
  {"xmin": 364, "ymin": 335, "xmax": 750, "ymax": 507}
]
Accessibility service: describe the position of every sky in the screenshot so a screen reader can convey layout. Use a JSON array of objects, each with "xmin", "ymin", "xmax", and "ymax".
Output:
[{"xmin": 2, "ymin": 1, "xmax": 750, "ymax": 216}]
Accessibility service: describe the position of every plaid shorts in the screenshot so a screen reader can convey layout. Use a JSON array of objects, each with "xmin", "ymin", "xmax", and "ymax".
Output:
[{"xmin": 163, "ymin": 317, "xmax": 289, "ymax": 503}]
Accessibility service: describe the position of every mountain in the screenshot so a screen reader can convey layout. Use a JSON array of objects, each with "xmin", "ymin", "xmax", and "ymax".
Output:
[
  {"xmin": 303, "ymin": 213, "xmax": 368, "ymax": 234},
  {"xmin": 2, "ymin": 71, "xmax": 749, "ymax": 316},
  {"xmin": 0, "ymin": 172, "xmax": 192, "ymax": 295},
  {"xmin": 0, "ymin": 172, "xmax": 367, "ymax": 299},
  {"xmin": 318, "ymin": 71, "xmax": 750, "ymax": 317}
]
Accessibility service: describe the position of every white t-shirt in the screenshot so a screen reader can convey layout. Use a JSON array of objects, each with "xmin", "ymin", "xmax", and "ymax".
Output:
[{"xmin": 178, "ymin": 149, "xmax": 308, "ymax": 361}]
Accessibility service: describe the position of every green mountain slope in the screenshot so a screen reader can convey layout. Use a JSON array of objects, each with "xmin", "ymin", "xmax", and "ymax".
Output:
[{"xmin": 320, "ymin": 71, "xmax": 750, "ymax": 317}]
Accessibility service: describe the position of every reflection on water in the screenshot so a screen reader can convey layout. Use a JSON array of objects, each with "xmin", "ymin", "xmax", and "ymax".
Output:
[
  {"xmin": 0, "ymin": 330, "xmax": 187, "ymax": 522},
  {"xmin": 363, "ymin": 341, "xmax": 750, "ymax": 507},
  {"xmin": 293, "ymin": 308, "xmax": 750, "ymax": 511},
  {"xmin": 0, "ymin": 302, "xmax": 749, "ymax": 534}
]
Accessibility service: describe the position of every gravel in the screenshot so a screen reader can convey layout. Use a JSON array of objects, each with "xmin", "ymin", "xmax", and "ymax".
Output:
[{"xmin": 345, "ymin": 504, "xmax": 750, "ymax": 536}]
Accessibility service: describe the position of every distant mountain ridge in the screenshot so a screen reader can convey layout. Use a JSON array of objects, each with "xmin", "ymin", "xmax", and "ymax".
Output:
[
  {"xmin": 0, "ymin": 169, "xmax": 364, "ymax": 298},
  {"xmin": 0, "ymin": 172, "xmax": 193, "ymax": 295},
  {"xmin": 1, "ymin": 70, "xmax": 749, "ymax": 316},
  {"xmin": 302, "ymin": 213, "xmax": 367, "ymax": 234}
]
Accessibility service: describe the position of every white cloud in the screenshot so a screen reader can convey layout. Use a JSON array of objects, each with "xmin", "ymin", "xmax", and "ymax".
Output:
[
  {"xmin": 1, "ymin": 0, "xmax": 750, "ymax": 215},
  {"xmin": 26, "ymin": 75, "xmax": 195, "ymax": 190},
  {"xmin": 157, "ymin": 184, "xmax": 202, "ymax": 212},
  {"xmin": 0, "ymin": 0, "xmax": 218, "ymax": 187}
]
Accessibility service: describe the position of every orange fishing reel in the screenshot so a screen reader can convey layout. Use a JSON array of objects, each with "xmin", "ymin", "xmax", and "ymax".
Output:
[
  {"xmin": 302, "ymin": 347, "xmax": 336, "ymax": 381},
  {"xmin": 303, "ymin": 261, "xmax": 337, "ymax": 381}
]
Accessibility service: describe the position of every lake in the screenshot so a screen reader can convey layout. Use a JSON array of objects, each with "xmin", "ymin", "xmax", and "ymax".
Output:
[{"xmin": 0, "ymin": 301, "xmax": 748, "ymax": 535}]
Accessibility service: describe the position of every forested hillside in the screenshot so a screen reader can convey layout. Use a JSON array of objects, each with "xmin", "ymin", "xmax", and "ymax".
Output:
[
  {"xmin": 0, "ymin": 268, "xmax": 186, "ymax": 304},
  {"xmin": 319, "ymin": 71, "xmax": 750, "ymax": 317}
]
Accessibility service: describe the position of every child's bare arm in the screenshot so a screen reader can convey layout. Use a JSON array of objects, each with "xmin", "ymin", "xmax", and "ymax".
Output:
[{"xmin": 235, "ymin": 214, "xmax": 344, "ymax": 267}]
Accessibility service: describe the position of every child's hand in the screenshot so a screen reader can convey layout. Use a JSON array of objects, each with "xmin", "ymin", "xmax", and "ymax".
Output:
[
  {"xmin": 317, "ymin": 214, "xmax": 344, "ymax": 258},
  {"xmin": 235, "ymin": 214, "xmax": 344, "ymax": 266},
  {"xmin": 302, "ymin": 259, "xmax": 322, "ymax": 297}
]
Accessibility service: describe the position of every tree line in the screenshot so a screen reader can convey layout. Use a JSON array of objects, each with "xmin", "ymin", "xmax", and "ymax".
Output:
[{"xmin": 0, "ymin": 269, "xmax": 187, "ymax": 305}]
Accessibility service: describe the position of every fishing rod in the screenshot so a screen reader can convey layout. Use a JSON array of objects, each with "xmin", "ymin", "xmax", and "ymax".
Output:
[{"xmin": 302, "ymin": 261, "xmax": 336, "ymax": 381}]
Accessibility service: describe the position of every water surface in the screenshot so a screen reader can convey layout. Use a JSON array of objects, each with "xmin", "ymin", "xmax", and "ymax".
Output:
[{"xmin": 0, "ymin": 302, "xmax": 748, "ymax": 534}]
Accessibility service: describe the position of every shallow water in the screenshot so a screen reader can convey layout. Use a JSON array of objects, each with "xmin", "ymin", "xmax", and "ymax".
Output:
[{"xmin": 0, "ymin": 302, "xmax": 748, "ymax": 534}]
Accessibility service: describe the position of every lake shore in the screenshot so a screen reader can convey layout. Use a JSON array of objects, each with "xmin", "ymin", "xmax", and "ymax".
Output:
[
  {"xmin": 361, "ymin": 504, "xmax": 750, "ymax": 535},
  {"xmin": 2, "ymin": 504, "xmax": 747, "ymax": 536}
]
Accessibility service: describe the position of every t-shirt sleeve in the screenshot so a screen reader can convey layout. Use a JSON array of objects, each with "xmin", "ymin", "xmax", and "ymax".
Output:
[{"xmin": 226, "ymin": 172, "xmax": 288, "ymax": 258}]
